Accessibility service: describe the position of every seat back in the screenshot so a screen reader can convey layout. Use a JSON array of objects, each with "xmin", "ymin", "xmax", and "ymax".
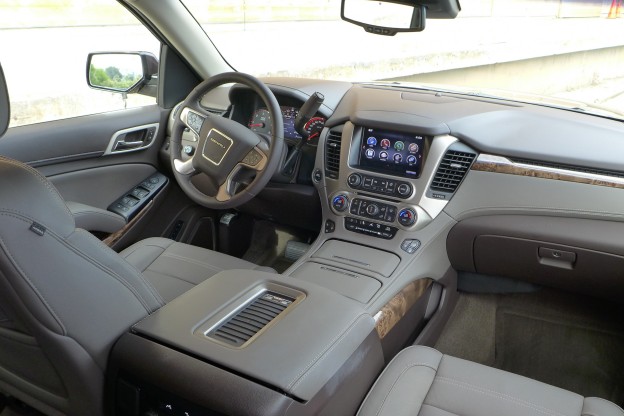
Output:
[{"xmin": 0, "ymin": 64, "xmax": 164, "ymax": 415}]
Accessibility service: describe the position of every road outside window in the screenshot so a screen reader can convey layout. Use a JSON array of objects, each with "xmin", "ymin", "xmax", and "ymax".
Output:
[{"xmin": 0, "ymin": 0, "xmax": 160, "ymax": 128}]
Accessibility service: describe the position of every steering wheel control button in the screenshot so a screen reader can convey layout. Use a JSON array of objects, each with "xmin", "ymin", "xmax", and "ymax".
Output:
[
  {"xmin": 183, "ymin": 145, "xmax": 195, "ymax": 156},
  {"xmin": 313, "ymin": 169, "xmax": 322, "ymax": 183},
  {"xmin": 242, "ymin": 149, "xmax": 263, "ymax": 167},
  {"xmin": 401, "ymin": 239, "xmax": 422, "ymax": 254},
  {"xmin": 331, "ymin": 195, "xmax": 349, "ymax": 212},
  {"xmin": 324, "ymin": 219, "xmax": 336, "ymax": 233},
  {"xmin": 347, "ymin": 173, "xmax": 362, "ymax": 187},
  {"xmin": 397, "ymin": 183, "xmax": 412, "ymax": 197},
  {"xmin": 345, "ymin": 217, "xmax": 397, "ymax": 239},
  {"xmin": 398, "ymin": 208, "xmax": 417, "ymax": 227}
]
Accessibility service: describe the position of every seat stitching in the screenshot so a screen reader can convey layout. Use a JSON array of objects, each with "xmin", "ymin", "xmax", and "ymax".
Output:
[
  {"xmin": 583, "ymin": 397, "xmax": 624, "ymax": 415},
  {"xmin": 0, "ymin": 156, "xmax": 74, "ymax": 220},
  {"xmin": 159, "ymin": 252, "xmax": 228, "ymax": 273},
  {"xmin": 287, "ymin": 314, "xmax": 369, "ymax": 391},
  {"xmin": 79, "ymin": 230, "xmax": 165, "ymax": 307},
  {"xmin": 419, "ymin": 403, "xmax": 460, "ymax": 416},
  {"xmin": 373, "ymin": 362, "xmax": 439, "ymax": 416},
  {"xmin": 143, "ymin": 268, "xmax": 202, "ymax": 287},
  {"xmin": 0, "ymin": 222, "xmax": 67, "ymax": 335},
  {"xmin": 435, "ymin": 376, "xmax": 570, "ymax": 416},
  {"xmin": 80, "ymin": 231, "xmax": 167, "ymax": 304}
]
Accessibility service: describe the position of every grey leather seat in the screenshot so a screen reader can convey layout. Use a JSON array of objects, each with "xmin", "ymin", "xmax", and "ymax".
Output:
[
  {"xmin": 0, "ymin": 65, "xmax": 273, "ymax": 415},
  {"xmin": 121, "ymin": 237, "xmax": 274, "ymax": 303},
  {"xmin": 358, "ymin": 346, "xmax": 624, "ymax": 416}
]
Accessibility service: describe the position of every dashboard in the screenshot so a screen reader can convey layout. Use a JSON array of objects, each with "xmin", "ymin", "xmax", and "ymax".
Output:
[{"xmin": 182, "ymin": 76, "xmax": 624, "ymax": 305}]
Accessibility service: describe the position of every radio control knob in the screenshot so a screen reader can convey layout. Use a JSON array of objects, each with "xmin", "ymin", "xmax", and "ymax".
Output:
[
  {"xmin": 347, "ymin": 173, "xmax": 362, "ymax": 188},
  {"xmin": 397, "ymin": 183, "xmax": 412, "ymax": 197},
  {"xmin": 398, "ymin": 208, "xmax": 417, "ymax": 226},
  {"xmin": 331, "ymin": 195, "xmax": 349, "ymax": 212},
  {"xmin": 366, "ymin": 204, "xmax": 380, "ymax": 216}
]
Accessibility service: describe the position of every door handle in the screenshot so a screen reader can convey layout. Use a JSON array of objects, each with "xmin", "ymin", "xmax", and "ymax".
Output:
[{"xmin": 104, "ymin": 123, "xmax": 159, "ymax": 155}]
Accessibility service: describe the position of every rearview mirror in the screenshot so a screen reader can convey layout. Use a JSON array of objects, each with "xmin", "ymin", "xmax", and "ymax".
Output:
[
  {"xmin": 341, "ymin": 0, "xmax": 426, "ymax": 36},
  {"xmin": 87, "ymin": 52, "xmax": 158, "ymax": 96}
]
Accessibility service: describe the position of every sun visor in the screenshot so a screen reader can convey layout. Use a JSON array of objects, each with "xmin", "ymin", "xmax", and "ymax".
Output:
[{"xmin": 0, "ymin": 64, "xmax": 9, "ymax": 138}]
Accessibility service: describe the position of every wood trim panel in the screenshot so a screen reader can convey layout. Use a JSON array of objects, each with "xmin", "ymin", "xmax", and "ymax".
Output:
[
  {"xmin": 472, "ymin": 154, "xmax": 624, "ymax": 190},
  {"xmin": 374, "ymin": 279, "xmax": 433, "ymax": 339}
]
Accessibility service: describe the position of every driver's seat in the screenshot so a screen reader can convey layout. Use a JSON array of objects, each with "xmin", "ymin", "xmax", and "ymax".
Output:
[{"xmin": 0, "ymin": 65, "xmax": 273, "ymax": 415}]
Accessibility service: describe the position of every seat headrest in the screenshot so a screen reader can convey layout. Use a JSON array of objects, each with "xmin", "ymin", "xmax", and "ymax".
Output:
[
  {"xmin": 0, "ymin": 63, "xmax": 9, "ymax": 138},
  {"xmin": 0, "ymin": 157, "xmax": 75, "ymax": 236}
]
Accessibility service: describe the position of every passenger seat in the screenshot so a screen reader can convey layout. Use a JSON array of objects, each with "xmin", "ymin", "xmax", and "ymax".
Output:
[{"xmin": 358, "ymin": 346, "xmax": 624, "ymax": 416}]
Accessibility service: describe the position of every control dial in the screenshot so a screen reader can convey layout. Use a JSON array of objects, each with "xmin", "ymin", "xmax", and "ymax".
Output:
[
  {"xmin": 398, "ymin": 208, "xmax": 417, "ymax": 227},
  {"xmin": 331, "ymin": 195, "xmax": 349, "ymax": 212},
  {"xmin": 397, "ymin": 183, "xmax": 412, "ymax": 197},
  {"xmin": 366, "ymin": 204, "xmax": 380, "ymax": 216},
  {"xmin": 347, "ymin": 173, "xmax": 362, "ymax": 187}
]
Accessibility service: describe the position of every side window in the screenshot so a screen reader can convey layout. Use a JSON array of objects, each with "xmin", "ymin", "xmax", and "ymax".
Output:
[{"xmin": 0, "ymin": 0, "xmax": 160, "ymax": 128}]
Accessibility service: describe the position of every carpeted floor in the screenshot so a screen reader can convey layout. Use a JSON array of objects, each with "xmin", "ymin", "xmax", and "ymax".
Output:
[{"xmin": 434, "ymin": 288, "xmax": 624, "ymax": 406}]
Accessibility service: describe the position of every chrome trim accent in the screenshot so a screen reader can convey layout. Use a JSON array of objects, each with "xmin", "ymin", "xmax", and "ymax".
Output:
[
  {"xmin": 173, "ymin": 158, "xmax": 196, "ymax": 175},
  {"xmin": 104, "ymin": 123, "xmax": 159, "ymax": 155},
  {"xmin": 202, "ymin": 128, "xmax": 234, "ymax": 166}
]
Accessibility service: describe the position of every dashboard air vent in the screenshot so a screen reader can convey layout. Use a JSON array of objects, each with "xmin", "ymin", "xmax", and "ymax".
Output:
[
  {"xmin": 208, "ymin": 292, "xmax": 294, "ymax": 347},
  {"xmin": 325, "ymin": 130, "xmax": 342, "ymax": 179},
  {"xmin": 430, "ymin": 150, "xmax": 476, "ymax": 193}
]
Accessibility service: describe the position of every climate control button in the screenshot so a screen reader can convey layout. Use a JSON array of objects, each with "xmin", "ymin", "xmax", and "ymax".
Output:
[
  {"xmin": 398, "ymin": 208, "xmax": 417, "ymax": 227},
  {"xmin": 366, "ymin": 204, "xmax": 380, "ymax": 216},
  {"xmin": 331, "ymin": 195, "xmax": 349, "ymax": 212}
]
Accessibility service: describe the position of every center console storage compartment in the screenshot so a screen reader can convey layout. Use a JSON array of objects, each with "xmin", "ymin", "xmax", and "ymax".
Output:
[
  {"xmin": 311, "ymin": 240, "xmax": 400, "ymax": 277},
  {"xmin": 291, "ymin": 261, "xmax": 382, "ymax": 303},
  {"xmin": 108, "ymin": 270, "xmax": 384, "ymax": 416}
]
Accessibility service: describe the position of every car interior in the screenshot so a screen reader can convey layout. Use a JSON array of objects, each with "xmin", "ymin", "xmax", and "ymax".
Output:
[{"xmin": 0, "ymin": 0, "xmax": 623, "ymax": 415}]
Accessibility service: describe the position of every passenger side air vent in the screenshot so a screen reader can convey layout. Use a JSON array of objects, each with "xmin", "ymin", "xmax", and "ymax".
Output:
[
  {"xmin": 325, "ymin": 130, "xmax": 342, "ymax": 179},
  {"xmin": 207, "ymin": 292, "xmax": 294, "ymax": 347},
  {"xmin": 430, "ymin": 149, "xmax": 476, "ymax": 194}
]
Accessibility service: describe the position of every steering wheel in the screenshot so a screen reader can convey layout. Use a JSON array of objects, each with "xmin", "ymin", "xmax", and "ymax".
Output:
[{"xmin": 170, "ymin": 72, "xmax": 284, "ymax": 209}]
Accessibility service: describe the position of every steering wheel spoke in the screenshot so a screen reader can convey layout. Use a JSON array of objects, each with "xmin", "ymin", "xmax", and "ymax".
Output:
[{"xmin": 173, "ymin": 156, "xmax": 197, "ymax": 176}]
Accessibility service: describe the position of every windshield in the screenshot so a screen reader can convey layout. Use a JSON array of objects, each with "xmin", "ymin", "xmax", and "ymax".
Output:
[{"xmin": 181, "ymin": 0, "xmax": 624, "ymax": 119}]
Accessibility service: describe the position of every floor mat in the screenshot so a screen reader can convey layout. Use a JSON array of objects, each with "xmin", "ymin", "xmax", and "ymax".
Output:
[
  {"xmin": 434, "ymin": 288, "xmax": 624, "ymax": 406},
  {"xmin": 496, "ymin": 308, "xmax": 624, "ymax": 404}
]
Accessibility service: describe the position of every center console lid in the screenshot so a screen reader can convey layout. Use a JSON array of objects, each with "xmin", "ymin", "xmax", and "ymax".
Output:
[{"xmin": 130, "ymin": 270, "xmax": 376, "ymax": 402}]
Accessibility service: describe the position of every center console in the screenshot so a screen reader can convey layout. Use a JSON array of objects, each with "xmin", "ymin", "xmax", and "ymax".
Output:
[{"xmin": 108, "ymin": 270, "xmax": 383, "ymax": 416}]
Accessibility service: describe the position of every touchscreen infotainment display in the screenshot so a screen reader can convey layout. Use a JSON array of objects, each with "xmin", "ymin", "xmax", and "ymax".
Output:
[{"xmin": 357, "ymin": 128, "xmax": 426, "ymax": 178}]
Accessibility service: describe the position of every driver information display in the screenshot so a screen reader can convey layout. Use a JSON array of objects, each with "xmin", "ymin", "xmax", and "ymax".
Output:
[{"xmin": 358, "ymin": 128, "xmax": 425, "ymax": 178}]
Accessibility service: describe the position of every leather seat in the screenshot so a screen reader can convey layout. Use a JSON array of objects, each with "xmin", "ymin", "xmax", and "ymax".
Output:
[
  {"xmin": 121, "ymin": 237, "xmax": 275, "ymax": 302},
  {"xmin": 358, "ymin": 346, "xmax": 624, "ymax": 416},
  {"xmin": 0, "ymin": 61, "xmax": 274, "ymax": 416}
]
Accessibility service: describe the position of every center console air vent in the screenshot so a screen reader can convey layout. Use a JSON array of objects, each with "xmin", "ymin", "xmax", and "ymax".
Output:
[
  {"xmin": 207, "ymin": 291, "xmax": 294, "ymax": 347},
  {"xmin": 325, "ymin": 130, "xmax": 342, "ymax": 179},
  {"xmin": 430, "ymin": 147, "xmax": 477, "ymax": 194}
]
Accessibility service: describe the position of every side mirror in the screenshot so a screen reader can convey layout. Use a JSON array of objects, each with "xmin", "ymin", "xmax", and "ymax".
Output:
[
  {"xmin": 341, "ymin": 0, "xmax": 426, "ymax": 36},
  {"xmin": 86, "ymin": 52, "xmax": 158, "ymax": 97}
]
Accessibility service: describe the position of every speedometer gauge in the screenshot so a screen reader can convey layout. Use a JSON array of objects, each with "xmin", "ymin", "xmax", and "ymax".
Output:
[
  {"xmin": 248, "ymin": 108, "xmax": 272, "ymax": 135},
  {"xmin": 304, "ymin": 117, "xmax": 326, "ymax": 142}
]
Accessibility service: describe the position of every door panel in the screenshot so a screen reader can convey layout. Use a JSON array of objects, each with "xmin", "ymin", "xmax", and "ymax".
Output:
[
  {"xmin": 0, "ymin": 106, "xmax": 171, "ymax": 236},
  {"xmin": 0, "ymin": 105, "xmax": 162, "ymax": 166},
  {"xmin": 49, "ymin": 164, "xmax": 157, "ymax": 209}
]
